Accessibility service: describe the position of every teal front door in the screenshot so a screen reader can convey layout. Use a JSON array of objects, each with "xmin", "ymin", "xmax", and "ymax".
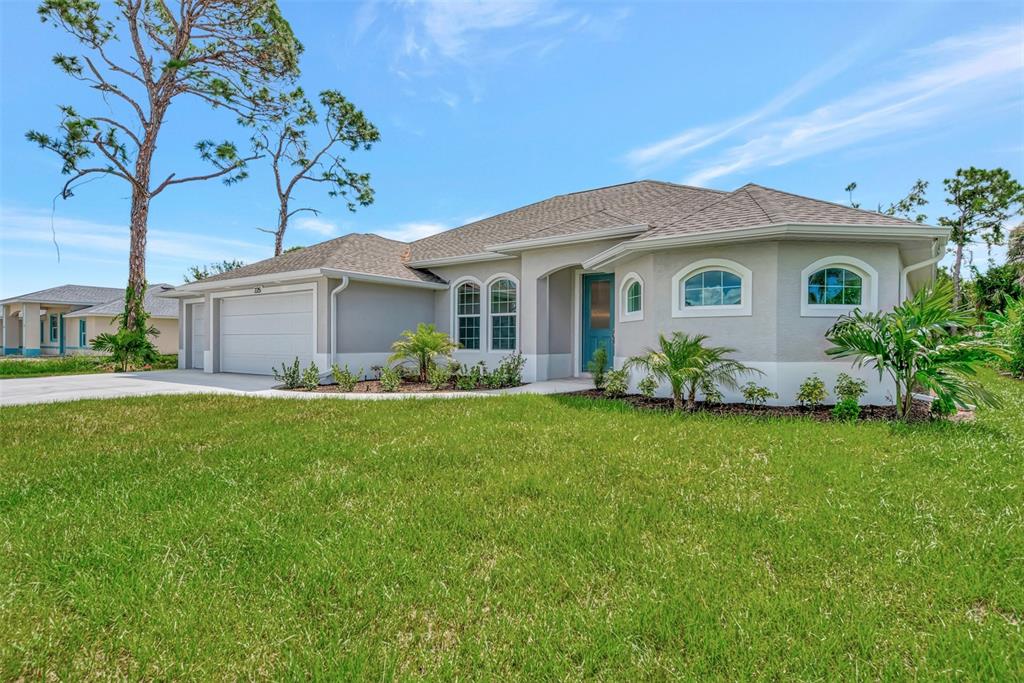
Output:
[{"xmin": 582, "ymin": 273, "xmax": 614, "ymax": 371}]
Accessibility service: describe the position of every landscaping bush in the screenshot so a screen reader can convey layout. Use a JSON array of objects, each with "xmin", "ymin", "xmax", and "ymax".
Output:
[
  {"xmin": 834, "ymin": 372, "xmax": 867, "ymax": 403},
  {"xmin": 89, "ymin": 284, "xmax": 161, "ymax": 372},
  {"xmin": 637, "ymin": 375, "xmax": 658, "ymax": 398},
  {"xmin": 587, "ymin": 346, "xmax": 608, "ymax": 389},
  {"xmin": 796, "ymin": 375, "xmax": 827, "ymax": 408},
  {"xmin": 699, "ymin": 377, "xmax": 723, "ymax": 405},
  {"xmin": 379, "ymin": 365, "xmax": 401, "ymax": 392},
  {"xmin": 604, "ymin": 369, "xmax": 629, "ymax": 398},
  {"xmin": 930, "ymin": 394, "xmax": 958, "ymax": 417},
  {"xmin": 455, "ymin": 372, "xmax": 477, "ymax": 391},
  {"xmin": 299, "ymin": 362, "xmax": 320, "ymax": 390},
  {"xmin": 427, "ymin": 363, "xmax": 452, "ymax": 390},
  {"xmin": 488, "ymin": 352, "xmax": 525, "ymax": 389},
  {"xmin": 985, "ymin": 295, "xmax": 1024, "ymax": 378},
  {"xmin": 330, "ymin": 364, "xmax": 362, "ymax": 392},
  {"xmin": 388, "ymin": 323, "xmax": 457, "ymax": 381},
  {"xmin": 832, "ymin": 398, "xmax": 862, "ymax": 421},
  {"xmin": 741, "ymin": 382, "xmax": 777, "ymax": 406},
  {"xmin": 273, "ymin": 357, "xmax": 302, "ymax": 389}
]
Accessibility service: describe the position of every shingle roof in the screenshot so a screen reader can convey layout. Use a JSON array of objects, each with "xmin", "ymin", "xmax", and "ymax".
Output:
[
  {"xmin": 197, "ymin": 233, "xmax": 444, "ymax": 284},
  {"xmin": 637, "ymin": 183, "xmax": 924, "ymax": 241},
  {"xmin": 64, "ymin": 284, "xmax": 179, "ymax": 319},
  {"xmin": 408, "ymin": 180, "xmax": 724, "ymax": 261},
  {"xmin": 0, "ymin": 284, "xmax": 123, "ymax": 306},
  {"xmin": 165, "ymin": 180, "xmax": 936, "ymax": 290}
]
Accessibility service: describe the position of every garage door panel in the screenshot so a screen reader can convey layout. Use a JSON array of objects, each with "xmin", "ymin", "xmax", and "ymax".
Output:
[
  {"xmin": 218, "ymin": 291, "xmax": 315, "ymax": 375},
  {"xmin": 220, "ymin": 311, "xmax": 313, "ymax": 335}
]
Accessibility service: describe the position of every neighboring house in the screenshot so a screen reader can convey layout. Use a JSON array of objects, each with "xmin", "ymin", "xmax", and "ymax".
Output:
[
  {"xmin": 162, "ymin": 181, "xmax": 948, "ymax": 404},
  {"xmin": 0, "ymin": 284, "xmax": 179, "ymax": 357}
]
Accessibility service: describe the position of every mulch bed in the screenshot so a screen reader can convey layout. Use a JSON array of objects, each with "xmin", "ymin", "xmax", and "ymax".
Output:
[{"xmin": 563, "ymin": 390, "xmax": 953, "ymax": 422}]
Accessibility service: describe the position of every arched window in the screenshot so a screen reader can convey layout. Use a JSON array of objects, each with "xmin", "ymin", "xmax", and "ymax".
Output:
[
  {"xmin": 684, "ymin": 270, "xmax": 742, "ymax": 307},
  {"xmin": 807, "ymin": 267, "xmax": 862, "ymax": 305},
  {"xmin": 489, "ymin": 278, "xmax": 517, "ymax": 350},
  {"xmin": 619, "ymin": 272, "xmax": 644, "ymax": 321},
  {"xmin": 671, "ymin": 259, "xmax": 752, "ymax": 317},
  {"xmin": 800, "ymin": 256, "xmax": 878, "ymax": 317},
  {"xmin": 455, "ymin": 281, "xmax": 481, "ymax": 350}
]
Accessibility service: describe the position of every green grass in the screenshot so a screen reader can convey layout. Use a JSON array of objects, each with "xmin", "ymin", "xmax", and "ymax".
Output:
[
  {"xmin": 0, "ymin": 354, "xmax": 177, "ymax": 378},
  {"xmin": 1, "ymin": 373, "xmax": 1022, "ymax": 679}
]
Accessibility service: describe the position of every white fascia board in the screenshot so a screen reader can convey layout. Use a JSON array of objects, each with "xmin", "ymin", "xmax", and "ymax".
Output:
[
  {"xmin": 157, "ymin": 268, "xmax": 325, "ymax": 296},
  {"xmin": 405, "ymin": 252, "xmax": 516, "ymax": 268},
  {"xmin": 320, "ymin": 268, "xmax": 449, "ymax": 290},
  {"xmin": 583, "ymin": 223, "xmax": 950, "ymax": 270},
  {"xmin": 484, "ymin": 224, "xmax": 648, "ymax": 253}
]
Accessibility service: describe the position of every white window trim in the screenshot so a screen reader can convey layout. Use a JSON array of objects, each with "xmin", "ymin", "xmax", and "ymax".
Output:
[
  {"xmin": 671, "ymin": 258, "xmax": 752, "ymax": 318},
  {"xmin": 619, "ymin": 272, "xmax": 644, "ymax": 322},
  {"xmin": 800, "ymin": 256, "xmax": 878, "ymax": 318},
  {"xmin": 451, "ymin": 276, "xmax": 483, "ymax": 352},
  {"xmin": 485, "ymin": 273, "xmax": 520, "ymax": 352}
]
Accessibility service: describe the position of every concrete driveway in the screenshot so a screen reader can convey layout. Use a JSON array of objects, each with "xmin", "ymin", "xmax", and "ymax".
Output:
[
  {"xmin": 0, "ymin": 370, "xmax": 279, "ymax": 407},
  {"xmin": 0, "ymin": 370, "xmax": 593, "ymax": 407}
]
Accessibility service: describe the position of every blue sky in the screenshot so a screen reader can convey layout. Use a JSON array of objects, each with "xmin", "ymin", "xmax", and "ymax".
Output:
[{"xmin": 1, "ymin": 1, "xmax": 1022, "ymax": 298}]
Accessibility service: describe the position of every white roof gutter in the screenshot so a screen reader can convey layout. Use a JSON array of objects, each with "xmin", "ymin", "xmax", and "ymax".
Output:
[{"xmin": 160, "ymin": 267, "xmax": 449, "ymax": 298}]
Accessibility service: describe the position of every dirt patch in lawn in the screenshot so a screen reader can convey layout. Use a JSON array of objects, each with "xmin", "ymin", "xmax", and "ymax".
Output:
[{"xmin": 563, "ymin": 390, "xmax": 951, "ymax": 422}]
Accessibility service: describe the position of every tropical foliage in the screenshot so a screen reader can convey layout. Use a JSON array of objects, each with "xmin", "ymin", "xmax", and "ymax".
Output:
[
  {"xmin": 826, "ymin": 281, "xmax": 1008, "ymax": 420},
  {"xmin": 89, "ymin": 285, "xmax": 160, "ymax": 371},
  {"xmin": 985, "ymin": 295, "xmax": 1024, "ymax": 378},
  {"xmin": 625, "ymin": 333, "xmax": 760, "ymax": 411},
  {"xmin": 389, "ymin": 323, "xmax": 457, "ymax": 381}
]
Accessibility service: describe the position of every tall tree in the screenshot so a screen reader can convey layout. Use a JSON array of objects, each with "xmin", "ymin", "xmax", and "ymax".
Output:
[
  {"xmin": 938, "ymin": 168, "xmax": 1024, "ymax": 307},
  {"xmin": 1009, "ymin": 224, "xmax": 1024, "ymax": 267},
  {"xmin": 27, "ymin": 0, "xmax": 302, "ymax": 325},
  {"xmin": 251, "ymin": 88, "xmax": 380, "ymax": 256},
  {"xmin": 881, "ymin": 179, "xmax": 929, "ymax": 223},
  {"xmin": 183, "ymin": 259, "xmax": 244, "ymax": 283}
]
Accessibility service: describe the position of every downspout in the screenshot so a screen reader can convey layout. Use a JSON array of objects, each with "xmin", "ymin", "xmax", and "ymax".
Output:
[
  {"xmin": 329, "ymin": 276, "xmax": 350, "ymax": 362},
  {"xmin": 900, "ymin": 239, "xmax": 943, "ymax": 300}
]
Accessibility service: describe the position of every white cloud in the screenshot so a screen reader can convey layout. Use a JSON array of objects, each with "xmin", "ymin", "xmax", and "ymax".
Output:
[
  {"xmin": 293, "ymin": 216, "xmax": 340, "ymax": 237},
  {"xmin": 375, "ymin": 221, "xmax": 452, "ymax": 242},
  {"xmin": 624, "ymin": 24, "xmax": 1024, "ymax": 186},
  {"xmin": 417, "ymin": 1, "xmax": 546, "ymax": 60}
]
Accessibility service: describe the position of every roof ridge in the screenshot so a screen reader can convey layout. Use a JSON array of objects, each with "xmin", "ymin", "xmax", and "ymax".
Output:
[
  {"xmin": 745, "ymin": 183, "xmax": 925, "ymax": 226},
  {"xmin": 653, "ymin": 186, "xmax": 750, "ymax": 232},
  {"xmin": 739, "ymin": 185, "xmax": 779, "ymax": 224},
  {"xmin": 511, "ymin": 208, "xmax": 635, "ymax": 241}
]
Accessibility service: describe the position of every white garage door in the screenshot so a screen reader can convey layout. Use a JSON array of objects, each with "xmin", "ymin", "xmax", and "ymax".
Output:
[
  {"xmin": 190, "ymin": 303, "xmax": 207, "ymax": 370},
  {"xmin": 219, "ymin": 291, "xmax": 314, "ymax": 375}
]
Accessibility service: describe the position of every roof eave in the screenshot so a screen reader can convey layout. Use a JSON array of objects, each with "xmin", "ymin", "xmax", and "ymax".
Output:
[
  {"xmin": 405, "ymin": 252, "xmax": 517, "ymax": 269},
  {"xmin": 583, "ymin": 222, "xmax": 951, "ymax": 270},
  {"xmin": 160, "ymin": 267, "xmax": 449, "ymax": 296}
]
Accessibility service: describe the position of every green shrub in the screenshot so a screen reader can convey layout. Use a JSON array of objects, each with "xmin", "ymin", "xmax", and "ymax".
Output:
[
  {"xmin": 637, "ymin": 375, "xmax": 658, "ymax": 398},
  {"xmin": 587, "ymin": 346, "xmax": 608, "ymax": 389},
  {"xmin": 273, "ymin": 357, "xmax": 302, "ymax": 389},
  {"xmin": 379, "ymin": 365, "xmax": 401, "ymax": 392},
  {"xmin": 930, "ymin": 395, "xmax": 958, "ymax": 417},
  {"xmin": 604, "ymin": 369, "xmax": 629, "ymax": 398},
  {"xmin": 834, "ymin": 372, "xmax": 867, "ymax": 403},
  {"xmin": 796, "ymin": 375, "xmax": 828, "ymax": 408},
  {"xmin": 741, "ymin": 382, "xmax": 777, "ymax": 406},
  {"xmin": 699, "ymin": 378, "xmax": 723, "ymax": 405},
  {"xmin": 455, "ymin": 373, "xmax": 477, "ymax": 391},
  {"xmin": 986, "ymin": 295, "xmax": 1024, "ymax": 378},
  {"xmin": 427, "ymin": 363, "xmax": 452, "ymax": 390},
  {"xmin": 300, "ymin": 362, "xmax": 320, "ymax": 391},
  {"xmin": 832, "ymin": 398, "xmax": 862, "ymax": 421},
  {"xmin": 488, "ymin": 352, "xmax": 525, "ymax": 389},
  {"xmin": 89, "ymin": 284, "xmax": 161, "ymax": 372},
  {"xmin": 388, "ymin": 323, "xmax": 457, "ymax": 381},
  {"xmin": 330, "ymin": 363, "xmax": 362, "ymax": 392}
]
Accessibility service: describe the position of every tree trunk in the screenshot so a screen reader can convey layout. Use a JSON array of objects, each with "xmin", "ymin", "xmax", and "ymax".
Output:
[
  {"xmin": 672, "ymin": 391, "xmax": 682, "ymax": 412},
  {"xmin": 126, "ymin": 173, "xmax": 151, "ymax": 329},
  {"xmin": 274, "ymin": 201, "xmax": 288, "ymax": 256},
  {"xmin": 951, "ymin": 241, "xmax": 965, "ymax": 308}
]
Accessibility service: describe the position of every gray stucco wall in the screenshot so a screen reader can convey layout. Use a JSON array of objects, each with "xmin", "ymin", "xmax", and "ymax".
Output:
[{"xmin": 336, "ymin": 280, "xmax": 436, "ymax": 353}]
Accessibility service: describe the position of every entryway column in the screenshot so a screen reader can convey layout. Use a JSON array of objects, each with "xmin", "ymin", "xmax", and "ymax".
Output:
[
  {"xmin": 2, "ymin": 304, "xmax": 20, "ymax": 354},
  {"xmin": 21, "ymin": 302, "xmax": 41, "ymax": 356}
]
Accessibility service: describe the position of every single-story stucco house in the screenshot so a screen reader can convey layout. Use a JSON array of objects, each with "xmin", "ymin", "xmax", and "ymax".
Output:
[
  {"xmin": 1, "ymin": 284, "xmax": 179, "ymax": 356},
  {"xmin": 161, "ymin": 181, "xmax": 949, "ymax": 404}
]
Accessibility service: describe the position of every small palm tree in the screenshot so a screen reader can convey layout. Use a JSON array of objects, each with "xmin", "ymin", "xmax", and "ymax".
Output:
[
  {"xmin": 389, "ymin": 323, "xmax": 457, "ymax": 382},
  {"xmin": 826, "ymin": 280, "xmax": 1008, "ymax": 420},
  {"xmin": 625, "ymin": 333, "xmax": 761, "ymax": 411}
]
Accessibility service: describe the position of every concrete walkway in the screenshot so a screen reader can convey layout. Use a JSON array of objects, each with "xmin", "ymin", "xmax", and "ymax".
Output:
[{"xmin": 0, "ymin": 369, "xmax": 593, "ymax": 407}]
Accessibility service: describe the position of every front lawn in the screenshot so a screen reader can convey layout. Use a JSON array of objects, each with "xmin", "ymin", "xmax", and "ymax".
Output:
[
  {"xmin": 0, "ymin": 353, "xmax": 177, "ymax": 379},
  {"xmin": 1, "ymin": 373, "xmax": 1021, "ymax": 679}
]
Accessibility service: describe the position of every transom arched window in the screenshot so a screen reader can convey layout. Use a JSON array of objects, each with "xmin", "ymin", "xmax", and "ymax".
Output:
[
  {"xmin": 455, "ymin": 281, "xmax": 481, "ymax": 350},
  {"xmin": 489, "ymin": 278, "xmax": 517, "ymax": 350},
  {"xmin": 627, "ymin": 281, "xmax": 642, "ymax": 313},
  {"xmin": 807, "ymin": 267, "xmax": 862, "ymax": 305},
  {"xmin": 619, "ymin": 272, "xmax": 644, "ymax": 321},
  {"xmin": 684, "ymin": 270, "xmax": 742, "ymax": 307},
  {"xmin": 671, "ymin": 259, "xmax": 752, "ymax": 318}
]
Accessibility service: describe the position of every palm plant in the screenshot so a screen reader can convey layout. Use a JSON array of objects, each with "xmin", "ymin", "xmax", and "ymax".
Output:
[
  {"xmin": 826, "ymin": 280, "xmax": 1008, "ymax": 420},
  {"xmin": 625, "ymin": 333, "xmax": 761, "ymax": 411},
  {"xmin": 388, "ymin": 323, "xmax": 458, "ymax": 382},
  {"xmin": 984, "ymin": 294, "xmax": 1024, "ymax": 377},
  {"xmin": 91, "ymin": 284, "xmax": 160, "ymax": 372}
]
